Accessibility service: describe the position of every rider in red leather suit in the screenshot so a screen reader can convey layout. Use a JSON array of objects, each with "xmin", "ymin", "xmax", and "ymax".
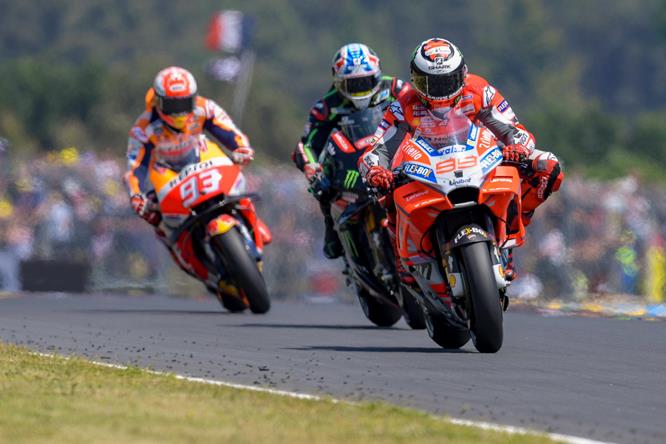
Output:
[{"xmin": 360, "ymin": 38, "xmax": 564, "ymax": 280}]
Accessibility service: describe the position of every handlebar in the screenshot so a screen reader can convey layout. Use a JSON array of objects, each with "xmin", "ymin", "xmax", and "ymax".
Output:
[{"xmin": 366, "ymin": 166, "xmax": 411, "ymax": 203}]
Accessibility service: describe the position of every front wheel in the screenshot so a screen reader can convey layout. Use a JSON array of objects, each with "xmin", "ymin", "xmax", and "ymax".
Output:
[
  {"xmin": 460, "ymin": 242, "xmax": 503, "ymax": 353},
  {"xmin": 357, "ymin": 288, "xmax": 402, "ymax": 327},
  {"xmin": 211, "ymin": 229, "xmax": 271, "ymax": 314}
]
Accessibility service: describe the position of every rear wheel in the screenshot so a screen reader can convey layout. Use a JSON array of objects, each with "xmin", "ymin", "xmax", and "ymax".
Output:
[
  {"xmin": 401, "ymin": 287, "xmax": 426, "ymax": 330},
  {"xmin": 357, "ymin": 288, "xmax": 402, "ymax": 327},
  {"xmin": 460, "ymin": 242, "xmax": 503, "ymax": 353},
  {"xmin": 425, "ymin": 310, "xmax": 470, "ymax": 349},
  {"xmin": 211, "ymin": 229, "xmax": 271, "ymax": 314}
]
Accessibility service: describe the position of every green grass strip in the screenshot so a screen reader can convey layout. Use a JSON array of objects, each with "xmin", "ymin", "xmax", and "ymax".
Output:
[{"xmin": 0, "ymin": 342, "xmax": 554, "ymax": 443}]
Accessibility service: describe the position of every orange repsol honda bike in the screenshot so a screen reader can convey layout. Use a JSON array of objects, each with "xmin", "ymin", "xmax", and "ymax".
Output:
[
  {"xmin": 389, "ymin": 109, "xmax": 524, "ymax": 352},
  {"xmin": 151, "ymin": 135, "xmax": 271, "ymax": 314}
]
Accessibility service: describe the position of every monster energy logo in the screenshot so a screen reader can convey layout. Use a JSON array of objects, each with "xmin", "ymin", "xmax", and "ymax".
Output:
[{"xmin": 343, "ymin": 170, "xmax": 360, "ymax": 189}]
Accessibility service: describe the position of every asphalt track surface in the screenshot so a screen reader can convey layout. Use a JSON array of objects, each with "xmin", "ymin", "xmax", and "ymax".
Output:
[{"xmin": 0, "ymin": 294, "xmax": 664, "ymax": 444}]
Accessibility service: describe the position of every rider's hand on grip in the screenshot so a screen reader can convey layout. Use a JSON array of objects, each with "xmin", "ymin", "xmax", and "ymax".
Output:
[
  {"xmin": 130, "ymin": 192, "xmax": 161, "ymax": 226},
  {"xmin": 304, "ymin": 162, "xmax": 323, "ymax": 181},
  {"xmin": 231, "ymin": 146, "xmax": 255, "ymax": 165},
  {"xmin": 308, "ymin": 171, "xmax": 331, "ymax": 200},
  {"xmin": 502, "ymin": 144, "xmax": 531, "ymax": 169},
  {"xmin": 366, "ymin": 166, "xmax": 393, "ymax": 191}
]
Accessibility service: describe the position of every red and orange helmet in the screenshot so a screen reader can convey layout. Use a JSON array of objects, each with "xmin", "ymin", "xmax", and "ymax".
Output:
[
  {"xmin": 153, "ymin": 66, "xmax": 198, "ymax": 130},
  {"xmin": 410, "ymin": 38, "xmax": 467, "ymax": 109}
]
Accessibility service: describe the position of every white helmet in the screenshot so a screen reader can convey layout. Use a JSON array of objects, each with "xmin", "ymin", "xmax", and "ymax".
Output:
[
  {"xmin": 331, "ymin": 43, "xmax": 382, "ymax": 109},
  {"xmin": 410, "ymin": 38, "xmax": 467, "ymax": 107}
]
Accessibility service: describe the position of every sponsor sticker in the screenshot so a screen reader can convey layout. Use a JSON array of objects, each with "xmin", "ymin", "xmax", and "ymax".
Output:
[
  {"xmin": 404, "ymin": 162, "xmax": 436, "ymax": 182},
  {"xmin": 414, "ymin": 137, "xmax": 436, "ymax": 154},
  {"xmin": 483, "ymin": 86, "xmax": 496, "ymax": 108},
  {"xmin": 480, "ymin": 147, "xmax": 503, "ymax": 174},
  {"xmin": 453, "ymin": 226, "xmax": 487, "ymax": 243},
  {"xmin": 448, "ymin": 177, "xmax": 472, "ymax": 186},
  {"xmin": 405, "ymin": 189, "xmax": 429, "ymax": 202},
  {"xmin": 440, "ymin": 144, "xmax": 471, "ymax": 155},
  {"xmin": 389, "ymin": 102, "xmax": 404, "ymax": 120}
]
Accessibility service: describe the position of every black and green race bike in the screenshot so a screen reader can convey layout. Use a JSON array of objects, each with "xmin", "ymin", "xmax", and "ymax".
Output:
[{"xmin": 317, "ymin": 107, "xmax": 425, "ymax": 329}]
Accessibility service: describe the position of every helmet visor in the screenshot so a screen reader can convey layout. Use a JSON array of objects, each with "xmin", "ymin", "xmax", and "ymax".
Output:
[
  {"xmin": 338, "ymin": 74, "xmax": 379, "ymax": 98},
  {"xmin": 158, "ymin": 96, "xmax": 195, "ymax": 115},
  {"xmin": 412, "ymin": 69, "xmax": 464, "ymax": 100}
]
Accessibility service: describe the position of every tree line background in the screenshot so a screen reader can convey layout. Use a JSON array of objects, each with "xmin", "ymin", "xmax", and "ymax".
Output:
[{"xmin": 1, "ymin": 0, "xmax": 665, "ymax": 179}]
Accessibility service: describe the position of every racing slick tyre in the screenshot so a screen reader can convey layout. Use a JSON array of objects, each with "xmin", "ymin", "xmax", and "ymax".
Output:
[
  {"xmin": 401, "ymin": 287, "xmax": 426, "ymax": 330},
  {"xmin": 219, "ymin": 292, "xmax": 248, "ymax": 313},
  {"xmin": 425, "ymin": 310, "xmax": 470, "ymax": 349},
  {"xmin": 357, "ymin": 288, "xmax": 402, "ymax": 327},
  {"xmin": 460, "ymin": 242, "xmax": 503, "ymax": 353},
  {"xmin": 211, "ymin": 229, "xmax": 271, "ymax": 314}
]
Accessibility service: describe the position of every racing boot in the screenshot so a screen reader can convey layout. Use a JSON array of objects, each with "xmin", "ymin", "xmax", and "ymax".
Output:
[
  {"xmin": 388, "ymin": 222, "xmax": 416, "ymax": 286},
  {"xmin": 323, "ymin": 213, "xmax": 343, "ymax": 259},
  {"xmin": 503, "ymin": 248, "xmax": 517, "ymax": 282},
  {"xmin": 237, "ymin": 198, "xmax": 272, "ymax": 246}
]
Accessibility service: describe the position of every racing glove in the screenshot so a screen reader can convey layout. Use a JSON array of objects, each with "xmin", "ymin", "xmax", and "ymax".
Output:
[
  {"xmin": 366, "ymin": 166, "xmax": 393, "ymax": 190},
  {"xmin": 304, "ymin": 163, "xmax": 331, "ymax": 200},
  {"xmin": 502, "ymin": 144, "xmax": 531, "ymax": 168},
  {"xmin": 130, "ymin": 192, "xmax": 161, "ymax": 226},
  {"xmin": 304, "ymin": 162, "xmax": 323, "ymax": 181},
  {"xmin": 231, "ymin": 146, "xmax": 255, "ymax": 165}
]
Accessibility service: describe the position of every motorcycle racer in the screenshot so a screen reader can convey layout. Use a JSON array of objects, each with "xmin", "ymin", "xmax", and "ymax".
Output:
[
  {"xmin": 360, "ymin": 38, "xmax": 564, "ymax": 281},
  {"xmin": 124, "ymin": 66, "xmax": 268, "ymax": 294},
  {"xmin": 292, "ymin": 43, "xmax": 411, "ymax": 259}
]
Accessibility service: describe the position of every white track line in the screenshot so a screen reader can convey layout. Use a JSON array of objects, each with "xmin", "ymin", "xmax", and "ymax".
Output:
[{"xmin": 32, "ymin": 351, "xmax": 615, "ymax": 444}]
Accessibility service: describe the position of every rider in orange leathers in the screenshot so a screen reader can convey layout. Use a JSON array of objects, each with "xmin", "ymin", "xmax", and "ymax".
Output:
[
  {"xmin": 360, "ymin": 38, "xmax": 564, "ymax": 281},
  {"xmin": 124, "ymin": 66, "xmax": 268, "ymax": 294}
]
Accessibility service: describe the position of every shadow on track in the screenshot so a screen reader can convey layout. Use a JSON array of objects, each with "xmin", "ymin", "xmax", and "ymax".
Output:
[
  {"xmin": 71, "ymin": 309, "xmax": 229, "ymax": 316},
  {"xmin": 287, "ymin": 345, "xmax": 470, "ymax": 354},
  {"xmin": 238, "ymin": 323, "xmax": 405, "ymax": 331}
]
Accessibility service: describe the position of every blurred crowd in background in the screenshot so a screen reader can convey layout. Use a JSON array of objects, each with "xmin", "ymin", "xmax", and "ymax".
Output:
[{"xmin": 0, "ymin": 147, "xmax": 665, "ymax": 304}]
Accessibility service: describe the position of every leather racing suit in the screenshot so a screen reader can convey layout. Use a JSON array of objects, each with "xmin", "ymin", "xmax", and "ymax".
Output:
[
  {"xmin": 360, "ymin": 73, "xmax": 564, "ymax": 226},
  {"xmin": 292, "ymin": 76, "xmax": 411, "ymax": 258},
  {"xmin": 124, "ymin": 92, "xmax": 267, "ymax": 289}
]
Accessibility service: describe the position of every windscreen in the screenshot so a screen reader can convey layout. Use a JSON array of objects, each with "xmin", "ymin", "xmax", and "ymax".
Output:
[
  {"xmin": 338, "ymin": 106, "xmax": 384, "ymax": 145},
  {"xmin": 419, "ymin": 108, "xmax": 474, "ymax": 150},
  {"xmin": 156, "ymin": 146, "xmax": 201, "ymax": 171}
]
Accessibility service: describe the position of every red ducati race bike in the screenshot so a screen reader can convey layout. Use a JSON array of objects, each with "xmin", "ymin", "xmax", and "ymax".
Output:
[
  {"xmin": 389, "ymin": 109, "xmax": 525, "ymax": 352},
  {"xmin": 317, "ymin": 107, "xmax": 425, "ymax": 328},
  {"xmin": 151, "ymin": 136, "xmax": 271, "ymax": 314}
]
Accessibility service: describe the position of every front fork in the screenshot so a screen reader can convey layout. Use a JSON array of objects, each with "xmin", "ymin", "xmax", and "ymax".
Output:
[{"xmin": 441, "ymin": 242, "xmax": 510, "ymax": 313}]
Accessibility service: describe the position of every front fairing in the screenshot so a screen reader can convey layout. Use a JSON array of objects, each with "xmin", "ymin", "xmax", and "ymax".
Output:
[
  {"xmin": 399, "ymin": 111, "xmax": 503, "ymax": 196},
  {"xmin": 321, "ymin": 107, "xmax": 384, "ymax": 201}
]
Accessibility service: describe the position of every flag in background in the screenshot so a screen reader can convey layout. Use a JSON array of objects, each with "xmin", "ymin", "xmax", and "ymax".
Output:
[{"xmin": 205, "ymin": 10, "xmax": 254, "ymax": 53}]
